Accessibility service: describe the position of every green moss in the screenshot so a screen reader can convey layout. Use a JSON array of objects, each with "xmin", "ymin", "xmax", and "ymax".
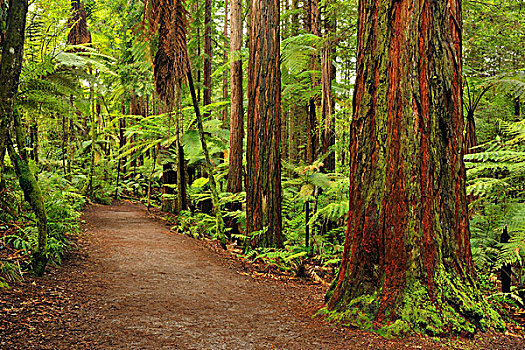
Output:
[
  {"xmin": 322, "ymin": 264, "xmax": 505, "ymax": 337},
  {"xmin": 379, "ymin": 265, "xmax": 505, "ymax": 336},
  {"xmin": 319, "ymin": 293, "xmax": 378, "ymax": 330}
]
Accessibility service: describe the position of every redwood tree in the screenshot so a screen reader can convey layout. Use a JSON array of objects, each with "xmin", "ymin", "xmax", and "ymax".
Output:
[
  {"xmin": 203, "ymin": 0, "xmax": 212, "ymax": 117},
  {"xmin": 320, "ymin": 4, "xmax": 336, "ymax": 171},
  {"xmin": 306, "ymin": 0, "xmax": 321, "ymax": 164},
  {"xmin": 326, "ymin": 0, "xmax": 503, "ymax": 334},
  {"xmin": 246, "ymin": 0, "xmax": 282, "ymax": 247},
  {"xmin": 226, "ymin": 0, "xmax": 243, "ymax": 233}
]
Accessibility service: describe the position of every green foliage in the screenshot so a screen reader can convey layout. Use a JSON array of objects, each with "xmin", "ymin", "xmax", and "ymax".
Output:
[
  {"xmin": 172, "ymin": 210, "xmax": 216, "ymax": 239},
  {"xmin": 0, "ymin": 170, "xmax": 85, "ymax": 280}
]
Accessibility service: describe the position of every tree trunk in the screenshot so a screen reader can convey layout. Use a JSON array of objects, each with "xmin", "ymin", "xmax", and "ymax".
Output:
[
  {"xmin": 222, "ymin": 0, "xmax": 229, "ymax": 124},
  {"xmin": 325, "ymin": 0, "xmax": 503, "ymax": 334},
  {"xmin": 515, "ymin": 97, "xmax": 520, "ymax": 121},
  {"xmin": 290, "ymin": 0, "xmax": 299, "ymax": 35},
  {"xmin": 286, "ymin": 0, "xmax": 300, "ymax": 164},
  {"xmin": 67, "ymin": 95, "xmax": 75, "ymax": 181},
  {"xmin": 281, "ymin": 106, "xmax": 288, "ymax": 161},
  {"xmin": 196, "ymin": 0, "xmax": 202, "ymax": 102},
  {"xmin": 115, "ymin": 102, "xmax": 126, "ymax": 198},
  {"xmin": 0, "ymin": 0, "xmax": 27, "ymax": 188},
  {"xmin": 7, "ymin": 133, "xmax": 48, "ymax": 276},
  {"xmin": 62, "ymin": 113, "xmax": 68, "ymax": 177},
  {"xmin": 465, "ymin": 109, "xmax": 477, "ymax": 154},
  {"xmin": 0, "ymin": 0, "xmax": 48, "ymax": 276},
  {"xmin": 162, "ymin": 162, "xmax": 177, "ymax": 212},
  {"xmin": 174, "ymin": 84, "xmax": 187, "ymax": 212},
  {"xmin": 187, "ymin": 69, "xmax": 226, "ymax": 243},
  {"xmin": 67, "ymin": 0, "xmax": 91, "ymax": 46},
  {"xmin": 204, "ymin": 0, "xmax": 212, "ymax": 118},
  {"xmin": 288, "ymin": 105, "xmax": 297, "ymax": 162},
  {"xmin": 129, "ymin": 92, "xmax": 141, "ymax": 177},
  {"xmin": 246, "ymin": 0, "xmax": 282, "ymax": 248},
  {"xmin": 226, "ymin": 0, "xmax": 244, "ymax": 235},
  {"xmin": 306, "ymin": 99, "xmax": 317, "ymax": 164},
  {"xmin": 81, "ymin": 78, "xmax": 96, "ymax": 197},
  {"xmin": 306, "ymin": 0, "xmax": 321, "ymax": 165},
  {"xmin": 147, "ymin": 145, "xmax": 158, "ymax": 209},
  {"xmin": 501, "ymin": 225, "xmax": 511, "ymax": 294},
  {"xmin": 320, "ymin": 7, "xmax": 336, "ymax": 171}
]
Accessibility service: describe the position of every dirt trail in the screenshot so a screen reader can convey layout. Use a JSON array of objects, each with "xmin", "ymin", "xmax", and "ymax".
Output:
[
  {"xmin": 3, "ymin": 202, "xmax": 525, "ymax": 349},
  {"xmin": 81, "ymin": 202, "xmax": 351, "ymax": 349}
]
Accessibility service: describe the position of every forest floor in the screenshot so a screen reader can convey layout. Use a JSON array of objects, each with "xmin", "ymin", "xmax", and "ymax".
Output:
[{"xmin": 1, "ymin": 201, "xmax": 525, "ymax": 349}]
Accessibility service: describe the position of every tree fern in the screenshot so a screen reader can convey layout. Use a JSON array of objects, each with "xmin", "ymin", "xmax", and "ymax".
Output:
[
  {"xmin": 308, "ymin": 201, "xmax": 349, "ymax": 226},
  {"xmin": 281, "ymin": 34, "xmax": 321, "ymax": 76},
  {"xmin": 489, "ymin": 71, "xmax": 525, "ymax": 100}
]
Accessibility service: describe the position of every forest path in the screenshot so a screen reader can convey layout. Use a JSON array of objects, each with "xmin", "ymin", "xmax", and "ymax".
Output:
[
  {"xmin": 78, "ymin": 202, "xmax": 359, "ymax": 349},
  {"xmin": 75, "ymin": 202, "xmax": 419, "ymax": 349},
  {"xmin": 3, "ymin": 202, "xmax": 523, "ymax": 349}
]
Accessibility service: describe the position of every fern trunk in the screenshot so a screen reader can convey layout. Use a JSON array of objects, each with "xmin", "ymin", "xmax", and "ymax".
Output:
[{"xmin": 174, "ymin": 83, "xmax": 187, "ymax": 212}]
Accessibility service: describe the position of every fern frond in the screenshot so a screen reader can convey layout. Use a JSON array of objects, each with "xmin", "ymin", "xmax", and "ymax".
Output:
[
  {"xmin": 281, "ymin": 34, "xmax": 321, "ymax": 75},
  {"xmin": 308, "ymin": 201, "xmax": 349, "ymax": 226},
  {"xmin": 489, "ymin": 71, "xmax": 525, "ymax": 100}
]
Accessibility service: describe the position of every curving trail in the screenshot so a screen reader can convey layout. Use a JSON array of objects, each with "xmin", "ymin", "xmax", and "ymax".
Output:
[
  {"xmin": 3, "ymin": 201, "xmax": 524, "ymax": 349},
  {"xmin": 81, "ymin": 202, "xmax": 351, "ymax": 349}
]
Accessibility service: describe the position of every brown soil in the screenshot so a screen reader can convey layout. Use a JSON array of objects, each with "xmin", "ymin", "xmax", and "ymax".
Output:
[{"xmin": 1, "ymin": 201, "xmax": 524, "ymax": 349}]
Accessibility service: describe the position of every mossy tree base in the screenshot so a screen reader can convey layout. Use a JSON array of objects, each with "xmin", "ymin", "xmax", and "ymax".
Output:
[{"xmin": 323, "ymin": 265, "xmax": 504, "ymax": 336}]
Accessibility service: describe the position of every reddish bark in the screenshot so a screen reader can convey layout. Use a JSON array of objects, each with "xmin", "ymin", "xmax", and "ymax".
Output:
[
  {"xmin": 246, "ymin": 0, "xmax": 282, "ymax": 247},
  {"xmin": 327, "ymin": 0, "xmax": 479, "ymax": 330},
  {"xmin": 320, "ymin": 7, "xmax": 336, "ymax": 172},
  {"xmin": 226, "ymin": 0, "xmax": 243, "ymax": 234},
  {"xmin": 204, "ymin": 0, "xmax": 212, "ymax": 118},
  {"xmin": 222, "ymin": 0, "xmax": 229, "ymax": 124},
  {"xmin": 67, "ymin": 0, "xmax": 91, "ymax": 46}
]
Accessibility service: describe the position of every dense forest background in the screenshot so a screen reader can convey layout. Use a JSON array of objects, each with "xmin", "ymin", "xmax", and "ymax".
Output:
[{"xmin": 0, "ymin": 0, "xmax": 524, "ymax": 335}]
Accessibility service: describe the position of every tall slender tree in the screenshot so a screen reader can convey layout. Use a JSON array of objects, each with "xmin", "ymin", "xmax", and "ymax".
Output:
[
  {"xmin": 246, "ymin": 0, "xmax": 282, "ymax": 247},
  {"xmin": 203, "ymin": 0, "xmax": 212, "ymax": 117},
  {"xmin": 326, "ymin": 0, "xmax": 503, "ymax": 333},
  {"xmin": 320, "ymin": 4, "xmax": 336, "ymax": 171},
  {"xmin": 145, "ymin": 0, "xmax": 225, "ymax": 237},
  {"xmin": 306, "ymin": 0, "xmax": 321, "ymax": 164},
  {"xmin": 221, "ymin": 0, "xmax": 229, "ymax": 123},
  {"xmin": 226, "ymin": 0, "xmax": 243, "ymax": 234}
]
